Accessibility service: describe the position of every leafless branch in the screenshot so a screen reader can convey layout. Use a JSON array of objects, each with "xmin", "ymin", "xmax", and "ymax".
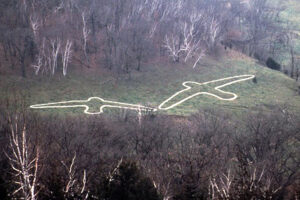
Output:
[
  {"xmin": 62, "ymin": 153, "xmax": 89, "ymax": 199},
  {"xmin": 50, "ymin": 39, "xmax": 61, "ymax": 75},
  {"xmin": 6, "ymin": 116, "xmax": 39, "ymax": 200},
  {"xmin": 209, "ymin": 169, "xmax": 233, "ymax": 200},
  {"xmin": 82, "ymin": 11, "xmax": 90, "ymax": 59},
  {"xmin": 62, "ymin": 40, "xmax": 73, "ymax": 76},
  {"xmin": 30, "ymin": 15, "xmax": 40, "ymax": 38}
]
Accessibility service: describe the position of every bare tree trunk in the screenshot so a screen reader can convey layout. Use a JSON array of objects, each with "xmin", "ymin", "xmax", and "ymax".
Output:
[
  {"xmin": 50, "ymin": 39, "xmax": 61, "ymax": 75},
  {"xmin": 20, "ymin": 53, "xmax": 26, "ymax": 78},
  {"xmin": 62, "ymin": 154, "xmax": 89, "ymax": 199},
  {"xmin": 82, "ymin": 11, "xmax": 90, "ymax": 63},
  {"xmin": 62, "ymin": 40, "xmax": 73, "ymax": 76},
  {"xmin": 6, "ymin": 116, "xmax": 39, "ymax": 200},
  {"xmin": 290, "ymin": 46, "xmax": 295, "ymax": 78}
]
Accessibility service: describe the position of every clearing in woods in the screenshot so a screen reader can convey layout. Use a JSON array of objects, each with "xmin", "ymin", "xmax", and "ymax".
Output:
[{"xmin": 30, "ymin": 74, "xmax": 255, "ymax": 115}]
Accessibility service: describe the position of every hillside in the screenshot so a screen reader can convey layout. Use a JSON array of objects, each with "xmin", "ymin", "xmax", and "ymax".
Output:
[
  {"xmin": 0, "ymin": 0, "xmax": 299, "ymax": 118},
  {"xmin": 280, "ymin": 0, "xmax": 300, "ymax": 70},
  {"xmin": 1, "ymin": 50, "xmax": 299, "ymax": 117},
  {"xmin": 1, "ymin": 1, "xmax": 300, "ymax": 199}
]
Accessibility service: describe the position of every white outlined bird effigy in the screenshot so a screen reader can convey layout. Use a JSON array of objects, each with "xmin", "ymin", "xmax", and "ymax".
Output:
[
  {"xmin": 158, "ymin": 74, "xmax": 255, "ymax": 110},
  {"xmin": 30, "ymin": 97, "xmax": 157, "ymax": 115},
  {"xmin": 30, "ymin": 74, "xmax": 255, "ymax": 114}
]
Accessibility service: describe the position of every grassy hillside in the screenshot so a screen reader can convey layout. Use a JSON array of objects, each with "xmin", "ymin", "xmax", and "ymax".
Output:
[
  {"xmin": 1, "ymin": 52, "xmax": 299, "ymax": 117},
  {"xmin": 1, "ymin": 0, "xmax": 299, "ymax": 118}
]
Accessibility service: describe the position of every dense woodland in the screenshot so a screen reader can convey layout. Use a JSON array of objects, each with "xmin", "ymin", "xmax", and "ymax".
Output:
[
  {"xmin": 0, "ymin": 98, "xmax": 299, "ymax": 199},
  {"xmin": 0, "ymin": 0, "xmax": 298, "ymax": 78},
  {"xmin": 0, "ymin": 0, "xmax": 300, "ymax": 200}
]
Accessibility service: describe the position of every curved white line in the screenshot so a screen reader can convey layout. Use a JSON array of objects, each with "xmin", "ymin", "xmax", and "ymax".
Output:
[
  {"xmin": 158, "ymin": 74, "xmax": 255, "ymax": 110},
  {"xmin": 30, "ymin": 75, "xmax": 255, "ymax": 114},
  {"xmin": 30, "ymin": 97, "xmax": 156, "ymax": 115}
]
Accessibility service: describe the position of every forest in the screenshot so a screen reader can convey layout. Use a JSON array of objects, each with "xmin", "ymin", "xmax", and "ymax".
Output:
[
  {"xmin": 0, "ymin": 0, "xmax": 299, "ymax": 199},
  {"xmin": 0, "ymin": 0, "xmax": 299, "ymax": 77}
]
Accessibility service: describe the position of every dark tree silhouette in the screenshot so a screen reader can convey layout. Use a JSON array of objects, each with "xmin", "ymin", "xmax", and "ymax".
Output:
[
  {"xmin": 101, "ymin": 160, "xmax": 162, "ymax": 200},
  {"xmin": 266, "ymin": 58, "xmax": 281, "ymax": 71}
]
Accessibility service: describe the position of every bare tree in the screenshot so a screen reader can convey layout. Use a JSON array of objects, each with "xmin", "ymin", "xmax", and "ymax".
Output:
[
  {"xmin": 62, "ymin": 40, "xmax": 73, "ymax": 76},
  {"xmin": 163, "ymin": 6, "xmax": 207, "ymax": 68},
  {"xmin": 32, "ymin": 53, "xmax": 42, "ymax": 75},
  {"xmin": 163, "ymin": 23, "xmax": 205, "ymax": 67},
  {"xmin": 32, "ymin": 38, "xmax": 49, "ymax": 75},
  {"xmin": 61, "ymin": 154, "xmax": 89, "ymax": 199},
  {"xmin": 81, "ymin": 11, "xmax": 90, "ymax": 61},
  {"xmin": 209, "ymin": 166, "xmax": 282, "ymax": 200},
  {"xmin": 6, "ymin": 116, "xmax": 39, "ymax": 200},
  {"xmin": 29, "ymin": 15, "xmax": 40, "ymax": 39},
  {"xmin": 206, "ymin": 16, "xmax": 221, "ymax": 51},
  {"xmin": 209, "ymin": 170, "xmax": 233, "ymax": 200},
  {"xmin": 50, "ymin": 39, "xmax": 61, "ymax": 75},
  {"xmin": 180, "ymin": 17, "xmax": 206, "ymax": 68},
  {"xmin": 164, "ymin": 34, "xmax": 182, "ymax": 63}
]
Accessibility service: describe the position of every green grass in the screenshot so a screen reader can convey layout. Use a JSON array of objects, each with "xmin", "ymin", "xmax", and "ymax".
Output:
[
  {"xmin": 1, "ymin": 55, "xmax": 299, "ymax": 117},
  {"xmin": 282, "ymin": 0, "xmax": 300, "ymax": 31},
  {"xmin": 1, "ymin": 0, "xmax": 299, "ymax": 118},
  {"xmin": 279, "ymin": 0, "xmax": 300, "ymax": 67}
]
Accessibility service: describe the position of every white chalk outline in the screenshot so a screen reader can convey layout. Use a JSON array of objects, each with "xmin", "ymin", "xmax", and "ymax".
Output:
[
  {"xmin": 158, "ymin": 74, "xmax": 255, "ymax": 110},
  {"xmin": 30, "ymin": 97, "xmax": 157, "ymax": 115},
  {"xmin": 30, "ymin": 74, "xmax": 255, "ymax": 114}
]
